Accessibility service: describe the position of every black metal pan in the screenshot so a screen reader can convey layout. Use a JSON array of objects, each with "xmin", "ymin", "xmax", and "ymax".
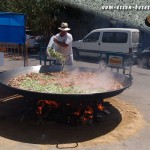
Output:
[{"xmin": 0, "ymin": 65, "xmax": 132, "ymax": 102}]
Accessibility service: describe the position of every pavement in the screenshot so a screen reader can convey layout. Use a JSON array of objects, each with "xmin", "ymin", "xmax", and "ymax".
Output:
[{"xmin": 0, "ymin": 53, "xmax": 150, "ymax": 150}]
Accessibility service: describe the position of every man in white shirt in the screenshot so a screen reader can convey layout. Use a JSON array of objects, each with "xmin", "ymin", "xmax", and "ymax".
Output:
[{"xmin": 47, "ymin": 22, "xmax": 73, "ymax": 65}]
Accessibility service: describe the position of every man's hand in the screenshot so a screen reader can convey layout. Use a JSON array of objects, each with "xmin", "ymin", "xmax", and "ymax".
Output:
[{"xmin": 53, "ymin": 38, "xmax": 58, "ymax": 43}]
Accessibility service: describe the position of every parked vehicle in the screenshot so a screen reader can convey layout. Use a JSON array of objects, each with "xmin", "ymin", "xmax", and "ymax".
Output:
[
  {"xmin": 26, "ymin": 30, "xmax": 41, "ymax": 52},
  {"xmin": 72, "ymin": 28, "xmax": 141, "ymax": 64},
  {"xmin": 140, "ymin": 47, "xmax": 150, "ymax": 68}
]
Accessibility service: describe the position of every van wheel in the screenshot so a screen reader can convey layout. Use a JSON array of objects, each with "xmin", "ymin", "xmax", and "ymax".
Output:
[
  {"xmin": 142, "ymin": 56, "xmax": 150, "ymax": 68},
  {"xmin": 73, "ymin": 48, "xmax": 80, "ymax": 60}
]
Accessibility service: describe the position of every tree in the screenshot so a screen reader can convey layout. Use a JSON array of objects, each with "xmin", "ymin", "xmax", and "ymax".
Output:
[
  {"xmin": 0, "ymin": 0, "xmax": 93, "ymax": 41},
  {"xmin": 0, "ymin": 0, "xmax": 65, "ymax": 37}
]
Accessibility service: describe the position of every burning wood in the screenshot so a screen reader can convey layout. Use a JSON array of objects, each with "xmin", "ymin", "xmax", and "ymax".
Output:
[
  {"xmin": 36, "ymin": 100, "xmax": 60, "ymax": 117},
  {"xmin": 98, "ymin": 103, "xmax": 105, "ymax": 111},
  {"xmin": 36, "ymin": 99, "xmax": 107, "ymax": 125}
]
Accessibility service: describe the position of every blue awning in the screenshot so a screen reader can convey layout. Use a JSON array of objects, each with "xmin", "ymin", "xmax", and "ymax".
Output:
[{"xmin": 0, "ymin": 12, "xmax": 26, "ymax": 44}]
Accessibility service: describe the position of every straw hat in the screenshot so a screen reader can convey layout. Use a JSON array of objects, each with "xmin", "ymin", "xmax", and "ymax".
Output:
[{"xmin": 58, "ymin": 22, "xmax": 70, "ymax": 31}]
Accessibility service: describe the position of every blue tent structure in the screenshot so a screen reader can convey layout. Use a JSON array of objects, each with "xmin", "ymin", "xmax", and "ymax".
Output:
[
  {"xmin": 0, "ymin": 12, "xmax": 26, "ymax": 44},
  {"xmin": 0, "ymin": 12, "xmax": 27, "ymax": 66}
]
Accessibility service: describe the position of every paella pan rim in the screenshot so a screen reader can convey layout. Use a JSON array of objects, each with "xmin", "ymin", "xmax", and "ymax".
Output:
[{"xmin": 0, "ymin": 65, "xmax": 132, "ymax": 99}]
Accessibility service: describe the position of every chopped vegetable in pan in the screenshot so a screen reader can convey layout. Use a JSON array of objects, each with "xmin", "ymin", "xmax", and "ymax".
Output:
[{"xmin": 8, "ymin": 71, "xmax": 123, "ymax": 94}]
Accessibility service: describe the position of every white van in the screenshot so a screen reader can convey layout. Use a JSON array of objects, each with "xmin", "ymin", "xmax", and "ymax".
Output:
[{"xmin": 72, "ymin": 28, "xmax": 141, "ymax": 62}]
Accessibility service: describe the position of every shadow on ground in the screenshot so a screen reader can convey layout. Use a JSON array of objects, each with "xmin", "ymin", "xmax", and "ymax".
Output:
[{"xmin": 0, "ymin": 91, "xmax": 122, "ymax": 145}]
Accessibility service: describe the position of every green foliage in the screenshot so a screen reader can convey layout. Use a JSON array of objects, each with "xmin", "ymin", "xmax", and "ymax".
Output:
[{"xmin": 0, "ymin": 0, "xmax": 66, "ymax": 36}]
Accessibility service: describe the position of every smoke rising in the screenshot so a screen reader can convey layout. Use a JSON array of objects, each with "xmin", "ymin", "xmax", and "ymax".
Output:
[{"xmin": 64, "ymin": 66, "xmax": 123, "ymax": 92}]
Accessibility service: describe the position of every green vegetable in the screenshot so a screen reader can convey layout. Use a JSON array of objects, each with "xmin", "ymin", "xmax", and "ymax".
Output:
[
  {"xmin": 48, "ymin": 48, "xmax": 65, "ymax": 63},
  {"xmin": 20, "ymin": 78, "xmax": 105, "ymax": 94},
  {"xmin": 8, "ymin": 71, "xmax": 120, "ymax": 94}
]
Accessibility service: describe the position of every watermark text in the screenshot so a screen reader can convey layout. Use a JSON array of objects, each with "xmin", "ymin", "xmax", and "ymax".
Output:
[{"xmin": 102, "ymin": 5, "xmax": 150, "ymax": 11}]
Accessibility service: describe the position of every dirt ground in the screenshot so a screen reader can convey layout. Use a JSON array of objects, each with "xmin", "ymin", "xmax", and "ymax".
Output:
[{"xmin": 0, "ymin": 96, "xmax": 145, "ymax": 149}]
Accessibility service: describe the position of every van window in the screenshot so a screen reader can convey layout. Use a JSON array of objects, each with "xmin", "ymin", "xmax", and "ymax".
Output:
[
  {"xmin": 84, "ymin": 32, "xmax": 100, "ymax": 42},
  {"xmin": 102, "ymin": 32, "xmax": 128, "ymax": 43},
  {"xmin": 132, "ymin": 32, "xmax": 139, "ymax": 43}
]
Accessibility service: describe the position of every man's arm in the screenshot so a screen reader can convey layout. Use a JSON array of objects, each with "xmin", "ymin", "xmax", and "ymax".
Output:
[{"xmin": 53, "ymin": 38, "xmax": 68, "ymax": 47}]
